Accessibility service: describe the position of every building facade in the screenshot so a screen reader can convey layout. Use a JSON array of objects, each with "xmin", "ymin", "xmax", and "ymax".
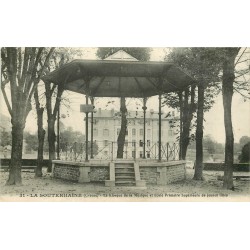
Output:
[{"xmin": 90, "ymin": 108, "xmax": 179, "ymax": 159}]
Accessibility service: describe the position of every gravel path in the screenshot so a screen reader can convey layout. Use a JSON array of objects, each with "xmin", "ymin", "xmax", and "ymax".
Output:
[{"xmin": 0, "ymin": 169, "xmax": 249, "ymax": 201}]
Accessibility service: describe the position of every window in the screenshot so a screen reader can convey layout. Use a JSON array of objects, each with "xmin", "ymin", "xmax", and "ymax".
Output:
[
  {"xmin": 139, "ymin": 140, "xmax": 143, "ymax": 147},
  {"xmin": 140, "ymin": 129, "xmax": 143, "ymax": 136},
  {"xmin": 132, "ymin": 151, "xmax": 136, "ymax": 159},
  {"xmin": 104, "ymin": 140, "xmax": 108, "ymax": 147},
  {"xmin": 140, "ymin": 151, "xmax": 143, "ymax": 158},
  {"xmin": 103, "ymin": 129, "xmax": 109, "ymax": 136},
  {"xmin": 147, "ymin": 140, "xmax": 150, "ymax": 147},
  {"xmin": 132, "ymin": 140, "xmax": 136, "ymax": 147},
  {"xmin": 132, "ymin": 128, "xmax": 136, "ymax": 136},
  {"xmin": 147, "ymin": 152, "xmax": 150, "ymax": 158}
]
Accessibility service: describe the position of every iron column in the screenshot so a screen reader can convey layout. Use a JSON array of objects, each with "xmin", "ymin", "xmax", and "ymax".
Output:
[
  {"xmin": 158, "ymin": 94, "xmax": 162, "ymax": 161},
  {"xmin": 142, "ymin": 97, "xmax": 147, "ymax": 159},
  {"xmin": 57, "ymin": 98, "xmax": 60, "ymax": 160}
]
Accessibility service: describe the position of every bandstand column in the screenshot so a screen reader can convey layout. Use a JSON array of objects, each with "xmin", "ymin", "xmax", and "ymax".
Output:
[
  {"xmin": 85, "ymin": 94, "xmax": 89, "ymax": 162},
  {"xmin": 57, "ymin": 98, "xmax": 60, "ymax": 160},
  {"xmin": 158, "ymin": 94, "xmax": 162, "ymax": 161},
  {"xmin": 178, "ymin": 91, "xmax": 183, "ymax": 160},
  {"xmin": 142, "ymin": 97, "xmax": 147, "ymax": 159},
  {"xmin": 90, "ymin": 97, "xmax": 95, "ymax": 159}
]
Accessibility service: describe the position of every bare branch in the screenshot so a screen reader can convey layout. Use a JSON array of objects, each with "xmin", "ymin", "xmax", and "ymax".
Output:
[
  {"xmin": 235, "ymin": 47, "xmax": 247, "ymax": 66},
  {"xmin": 20, "ymin": 47, "xmax": 31, "ymax": 89},
  {"xmin": 17, "ymin": 48, "xmax": 22, "ymax": 84},
  {"xmin": 233, "ymin": 87, "xmax": 250, "ymax": 99},
  {"xmin": 1, "ymin": 85, "xmax": 12, "ymax": 116},
  {"xmin": 36, "ymin": 48, "xmax": 55, "ymax": 79},
  {"xmin": 24, "ymin": 47, "xmax": 37, "ymax": 94}
]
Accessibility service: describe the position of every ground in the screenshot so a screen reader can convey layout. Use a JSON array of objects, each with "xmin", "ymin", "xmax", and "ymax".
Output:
[{"xmin": 0, "ymin": 168, "xmax": 250, "ymax": 201}]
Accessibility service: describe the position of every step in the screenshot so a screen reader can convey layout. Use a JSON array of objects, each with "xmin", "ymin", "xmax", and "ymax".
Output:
[
  {"xmin": 115, "ymin": 172, "xmax": 135, "ymax": 177},
  {"xmin": 115, "ymin": 176, "xmax": 135, "ymax": 180},
  {"xmin": 115, "ymin": 166, "xmax": 134, "ymax": 169},
  {"xmin": 115, "ymin": 180, "xmax": 136, "ymax": 185},
  {"xmin": 115, "ymin": 168, "xmax": 135, "ymax": 173}
]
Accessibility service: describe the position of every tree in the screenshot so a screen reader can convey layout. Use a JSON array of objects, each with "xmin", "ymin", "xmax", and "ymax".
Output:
[
  {"xmin": 220, "ymin": 47, "xmax": 241, "ymax": 189},
  {"xmin": 239, "ymin": 142, "xmax": 250, "ymax": 163},
  {"xmin": 239, "ymin": 136, "xmax": 250, "ymax": 148},
  {"xmin": 60, "ymin": 126, "xmax": 99, "ymax": 156},
  {"xmin": 24, "ymin": 132, "xmax": 38, "ymax": 152},
  {"xmin": 164, "ymin": 48, "xmax": 221, "ymax": 180},
  {"xmin": 34, "ymin": 85, "xmax": 46, "ymax": 177},
  {"xmin": 1, "ymin": 47, "xmax": 54, "ymax": 185},
  {"xmin": 43, "ymin": 48, "xmax": 84, "ymax": 172},
  {"xmin": 0, "ymin": 129, "xmax": 12, "ymax": 147},
  {"xmin": 96, "ymin": 47, "xmax": 151, "ymax": 158},
  {"xmin": 203, "ymin": 135, "xmax": 216, "ymax": 155}
]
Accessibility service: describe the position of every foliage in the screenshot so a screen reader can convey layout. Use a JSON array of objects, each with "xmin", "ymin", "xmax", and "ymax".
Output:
[
  {"xmin": 239, "ymin": 136, "xmax": 250, "ymax": 147},
  {"xmin": 239, "ymin": 142, "xmax": 250, "ymax": 163},
  {"xmin": 189, "ymin": 136, "xmax": 225, "ymax": 154},
  {"xmin": 60, "ymin": 126, "xmax": 85, "ymax": 144},
  {"xmin": 60, "ymin": 126, "xmax": 98, "ymax": 156},
  {"xmin": 96, "ymin": 47, "xmax": 151, "ymax": 61},
  {"xmin": 24, "ymin": 132, "xmax": 38, "ymax": 151},
  {"xmin": 0, "ymin": 129, "xmax": 12, "ymax": 147},
  {"xmin": 164, "ymin": 47, "xmax": 221, "ymax": 111}
]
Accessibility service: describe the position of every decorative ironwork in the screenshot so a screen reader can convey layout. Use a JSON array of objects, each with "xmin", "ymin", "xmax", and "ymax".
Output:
[{"xmin": 59, "ymin": 141, "xmax": 179, "ymax": 162}]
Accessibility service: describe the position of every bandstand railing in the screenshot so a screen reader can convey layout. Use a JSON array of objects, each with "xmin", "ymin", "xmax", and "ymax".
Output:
[{"xmin": 58, "ymin": 141, "xmax": 179, "ymax": 162}]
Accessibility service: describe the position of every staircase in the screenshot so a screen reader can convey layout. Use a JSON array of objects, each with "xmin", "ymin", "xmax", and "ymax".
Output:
[{"xmin": 115, "ymin": 162, "xmax": 136, "ymax": 186}]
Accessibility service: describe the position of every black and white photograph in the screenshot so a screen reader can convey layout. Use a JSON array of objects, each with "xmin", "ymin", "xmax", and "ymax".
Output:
[
  {"xmin": 1, "ymin": 2, "xmax": 250, "ymax": 250},
  {"xmin": 1, "ymin": 47, "xmax": 249, "ymax": 201}
]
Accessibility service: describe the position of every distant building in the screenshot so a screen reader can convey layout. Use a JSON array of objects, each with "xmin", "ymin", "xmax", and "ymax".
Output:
[{"xmin": 89, "ymin": 108, "xmax": 178, "ymax": 159}]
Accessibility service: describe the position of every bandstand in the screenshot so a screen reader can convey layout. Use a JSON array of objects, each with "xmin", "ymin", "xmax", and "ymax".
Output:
[{"xmin": 42, "ymin": 58, "xmax": 194, "ymax": 187}]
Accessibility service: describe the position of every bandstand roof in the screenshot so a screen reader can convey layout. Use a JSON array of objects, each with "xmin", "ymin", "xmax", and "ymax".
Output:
[{"xmin": 42, "ymin": 59, "xmax": 194, "ymax": 98}]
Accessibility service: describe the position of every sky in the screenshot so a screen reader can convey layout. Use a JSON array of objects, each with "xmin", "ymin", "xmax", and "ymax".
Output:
[{"xmin": 1, "ymin": 47, "xmax": 249, "ymax": 144}]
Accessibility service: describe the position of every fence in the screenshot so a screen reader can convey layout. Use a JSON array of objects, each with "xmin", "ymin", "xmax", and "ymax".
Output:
[{"xmin": 58, "ymin": 141, "xmax": 179, "ymax": 162}]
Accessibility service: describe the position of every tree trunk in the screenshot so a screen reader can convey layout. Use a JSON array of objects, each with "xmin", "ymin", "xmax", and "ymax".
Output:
[
  {"xmin": 117, "ymin": 97, "xmax": 127, "ymax": 158},
  {"xmin": 34, "ymin": 88, "xmax": 45, "ymax": 177},
  {"xmin": 45, "ymin": 83, "xmax": 63, "ymax": 173},
  {"xmin": 179, "ymin": 86, "xmax": 196, "ymax": 160},
  {"xmin": 194, "ymin": 84, "xmax": 204, "ymax": 180},
  {"xmin": 47, "ymin": 118, "xmax": 56, "ymax": 172},
  {"xmin": 6, "ymin": 122, "xmax": 24, "ymax": 185},
  {"xmin": 35, "ymin": 107, "xmax": 45, "ymax": 177},
  {"xmin": 222, "ymin": 49, "xmax": 239, "ymax": 190}
]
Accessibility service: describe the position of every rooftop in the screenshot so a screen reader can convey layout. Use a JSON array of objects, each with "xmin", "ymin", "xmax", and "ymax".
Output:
[
  {"xmin": 93, "ymin": 108, "xmax": 178, "ymax": 120},
  {"xmin": 42, "ymin": 59, "xmax": 195, "ymax": 98}
]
